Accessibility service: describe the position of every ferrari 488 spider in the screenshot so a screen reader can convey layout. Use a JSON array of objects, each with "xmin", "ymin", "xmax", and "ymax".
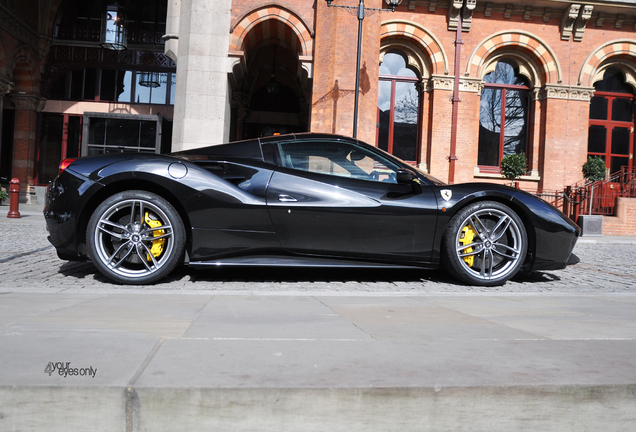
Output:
[{"xmin": 45, "ymin": 133, "xmax": 579, "ymax": 286}]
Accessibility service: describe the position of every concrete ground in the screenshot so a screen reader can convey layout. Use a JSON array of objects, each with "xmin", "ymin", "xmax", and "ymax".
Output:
[{"xmin": 1, "ymin": 203, "xmax": 635, "ymax": 432}]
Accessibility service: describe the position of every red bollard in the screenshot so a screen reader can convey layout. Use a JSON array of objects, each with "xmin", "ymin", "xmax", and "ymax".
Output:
[{"xmin": 7, "ymin": 178, "xmax": 21, "ymax": 218}]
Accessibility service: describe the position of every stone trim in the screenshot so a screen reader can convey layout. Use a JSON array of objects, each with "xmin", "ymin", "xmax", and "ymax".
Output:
[
  {"xmin": 10, "ymin": 94, "xmax": 46, "ymax": 111},
  {"xmin": 539, "ymin": 84, "xmax": 595, "ymax": 101},
  {"xmin": 380, "ymin": 19, "xmax": 449, "ymax": 76},
  {"xmin": 466, "ymin": 30, "xmax": 563, "ymax": 85},
  {"xmin": 578, "ymin": 39, "xmax": 636, "ymax": 86}
]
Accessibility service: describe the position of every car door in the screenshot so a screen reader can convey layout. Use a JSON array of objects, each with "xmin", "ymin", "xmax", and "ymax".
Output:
[{"xmin": 263, "ymin": 139, "xmax": 439, "ymax": 263}]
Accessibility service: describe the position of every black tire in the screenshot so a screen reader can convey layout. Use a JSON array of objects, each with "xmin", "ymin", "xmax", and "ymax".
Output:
[
  {"xmin": 442, "ymin": 201, "xmax": 527, "ymax": 286},
  {"xmin": 87, "ymin": 190, "xmax": 185, "ymax": 285}
]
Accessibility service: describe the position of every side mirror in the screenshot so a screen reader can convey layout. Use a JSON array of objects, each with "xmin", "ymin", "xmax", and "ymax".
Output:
[{"xmin": 396, "ymin": 169, "xmax": 415, "ymax": 184}]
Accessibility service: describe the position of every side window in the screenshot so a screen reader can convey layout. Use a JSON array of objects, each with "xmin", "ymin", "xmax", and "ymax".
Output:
[{"xmin": 277, "ymin": 140, "xmax": 401, "ymax": 183}]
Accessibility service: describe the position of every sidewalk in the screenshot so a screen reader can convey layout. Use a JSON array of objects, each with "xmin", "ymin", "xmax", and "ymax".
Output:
[{"xmin": 1, "ymin": 291, "xmax": 635, "ymax": 432}]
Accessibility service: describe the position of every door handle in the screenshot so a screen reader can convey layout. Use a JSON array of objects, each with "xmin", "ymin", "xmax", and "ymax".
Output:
[{"xmin": 278, "ymin": 194, "xmax": 297, "ymax": 202}]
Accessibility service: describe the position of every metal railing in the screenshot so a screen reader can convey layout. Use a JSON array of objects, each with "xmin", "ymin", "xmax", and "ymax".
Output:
[{"xmin": 533, "ymin": 167, "xmax": 636, "ymax": 222}]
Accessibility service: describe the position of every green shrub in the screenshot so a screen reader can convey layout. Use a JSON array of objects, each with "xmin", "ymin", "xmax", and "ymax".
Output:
[
  {"xmin": 582, "ymin": 156, "xmax": 606, "ymax": 182},
  {"xmin": 500, "ymin": 153, "xmax": 527, "ymax": 182}
]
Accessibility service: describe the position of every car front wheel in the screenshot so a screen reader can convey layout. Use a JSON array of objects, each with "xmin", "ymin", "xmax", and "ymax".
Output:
[
  {"xmin": 442, "ymin": 201, "xmax": 527, "ymax": 286},
  {"xmin": 87, "ymin": 190, "xmax": 185, "ymax": 285}
]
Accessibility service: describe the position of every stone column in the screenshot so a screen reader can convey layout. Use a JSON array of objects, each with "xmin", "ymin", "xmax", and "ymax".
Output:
[
  {"xmin": 171, "ymin": 0, "xmax": 232, "ymax": 151},
  {"xmin": 10, "ymin": 94, "xmax": 45, "ymax": 202}
]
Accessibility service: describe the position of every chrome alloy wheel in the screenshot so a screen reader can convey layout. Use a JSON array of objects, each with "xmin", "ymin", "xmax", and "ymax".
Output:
[
  {"xmin": 454, "ymin": 207, "xmax": 524, "ymax": 282},
  {"xmin": 92, "ymin": 198, "xmax": 175, "ymax": 280}
]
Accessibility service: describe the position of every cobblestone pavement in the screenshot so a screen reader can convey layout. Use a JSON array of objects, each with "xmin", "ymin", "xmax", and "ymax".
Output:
[{"xmin": 1, "ymin": 221, "xmax": 635, "ymax": 294}]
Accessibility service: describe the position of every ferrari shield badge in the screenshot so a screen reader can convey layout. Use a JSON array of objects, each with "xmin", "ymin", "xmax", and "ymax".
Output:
[{"xmin": 440, "ymin": 189, "xmax": 452, "ymax": 201}]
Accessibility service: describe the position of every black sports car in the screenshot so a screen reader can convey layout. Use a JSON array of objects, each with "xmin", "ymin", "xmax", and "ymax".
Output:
[{"xmin": 44, "ymin": 133, "xmax": 580, "ymax": 286}]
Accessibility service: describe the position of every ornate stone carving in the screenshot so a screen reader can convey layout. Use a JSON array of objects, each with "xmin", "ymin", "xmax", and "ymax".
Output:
[
  {"xmin": 616, "ymin": 14, "xmax": 626, "ymax": 29},
  {"xmin": 524, "ymin": 6, "xmax": 532, "ymax": 21},
  {"xmin": 448, "ymin": 0, "xmax": 475, "ymax": 32},
  {"xmin": 0, "ymin": 78, "xmax": 14, "ymax": 95},
  {"xmin": 447, "ymin": 0, "xmax": 464, "ymax": 32},
  {"xmin": 541, "ymin": 84, "xmax": 594, "ymax": 101},
  {"xmin": 573, "ymin": 5, "xmax": 593, "ymax": 42},
  {"xmin": 596, "ymin": 13, "xmax": 607, "ymax": 27},
  {"xmin": 10, "ymin": 94, "xmax": 47, "ymax": 111},
  {"xmin": 561, "ymin": 4, "xmax": 580, "ymax": 41},
  {"xmin": 543, "ymin": 8, "xmax": 552, "ymax": 22},
  {"xmin": 428, "ymin": 75, "xmax": 454, "ymax": 91},
  {"xmin": 460, "ymin": 77, "xmax": 483, "ymax": 93},
  {"xmin": 504, "ymin": 4, "xmax": 513, "ymax": 19},
  {"xmin": 484, "ymin": 2, "xmax": 492, "ymax": 17},
  {"xmin": 462, "ymin": 0, "xmax": 476, "ymax": 32}
]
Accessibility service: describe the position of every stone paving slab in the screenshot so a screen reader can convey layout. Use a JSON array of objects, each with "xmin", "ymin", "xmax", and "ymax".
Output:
[
  {"xmin": 2, "ymin": 207, "xmax": 636, "ymax": 431},
  {"xmin": 1, "ymin": 292, "xmax": 635, "ymax": 431}
]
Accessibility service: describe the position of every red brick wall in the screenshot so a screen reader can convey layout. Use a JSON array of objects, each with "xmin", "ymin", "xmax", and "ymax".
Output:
[{"xmin": 603, "ymin": 198, "xmax": 636, "ymax": 236}]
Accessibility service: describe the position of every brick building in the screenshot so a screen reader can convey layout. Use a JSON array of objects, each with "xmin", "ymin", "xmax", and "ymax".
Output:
[{"xmin": 0, "ymin": 0, "xmax": 635, "ymax": 201}]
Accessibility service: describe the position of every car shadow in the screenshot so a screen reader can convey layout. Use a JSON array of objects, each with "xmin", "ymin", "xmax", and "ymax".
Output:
[{"xmin": 57, "ymin": 260, "xmax": 566, "ymax": 287}]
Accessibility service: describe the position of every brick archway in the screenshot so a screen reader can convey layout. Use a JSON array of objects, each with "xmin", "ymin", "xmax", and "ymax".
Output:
[
  {"xmin": 229, "ymin": 5, "xmax": 314, "ymax": 57},
  {"xmin": 380, "ymin": 19, "xmax": 448, "ymax": 76},
  {"xmin": 578, "ymin": 40, "xmax": 636, "ymax": 87},
  {"xmin": 466, "ymin": 30, "xmax": 562, "ymax": 85},
  {"xmin": 10, "ymin": 46, "xmax": 40, "ymax": 94}
]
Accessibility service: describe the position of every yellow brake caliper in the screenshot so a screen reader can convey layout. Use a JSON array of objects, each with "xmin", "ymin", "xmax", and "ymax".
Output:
[
  {"xmin": 144, "ymin": 212, "xmax": 165, "ymax": 261},
  {"xmin": 459, "ymin": 225, "xmax": 475, "ymax": 267}
]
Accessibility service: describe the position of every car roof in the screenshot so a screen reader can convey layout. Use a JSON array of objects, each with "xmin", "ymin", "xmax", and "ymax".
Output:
[{"xmin": 171, "ymin": 133, "xmax": 360, "ymax": 161}]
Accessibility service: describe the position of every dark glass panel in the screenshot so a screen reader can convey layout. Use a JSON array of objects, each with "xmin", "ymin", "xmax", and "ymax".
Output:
[
  {"xmin": 139, "ymin": 121, "xmax": 156, "ymax": 148},
  {"xmin": 106, "ymin": 119, "xmax": 140, "ymax": 147},
  {"xmin": 612, "ymin": 98, "xmax": 633, "ymax": 122},
  {"xmin": 100, "ymin": 69, "xmax": 117, "ymax": 101},
  {"xmin": 88, "ymin": 118, "xmax": 106, "ymax": 145},
  {"xmin": 589, "ymin": 97, "xmax": 608, "ymax": 120},
  {"xmin": 49, "ymin": 75, "xmax": 67, "ymax": 99},
  {"xmin": 66, "ymin": 116, "xmax": 82, "ymax": 158},
  {"xmin": 69, "ymin": 69, "xmax": 84, "ymax": 99},
  {"xmin": 83, "ymin": 68, "xmax": 96, "ymax": 100},
  {"xmin": 38, "ymin": 114, "xmax": 64, "ymax": 184},
  {"xmin": 611, "ymin": 127, "xmax": 630, "ymax": 155},
  {"xmin": 595, "ymin": 68, "xmax": 632, "ymax": 93},
  {"xmin": 610, "ymin": 156, "xmax": 629, "ymax": 174},
  {"xmin": 587, "ymin": 125, "xmax": 606, "ymax": 153}
]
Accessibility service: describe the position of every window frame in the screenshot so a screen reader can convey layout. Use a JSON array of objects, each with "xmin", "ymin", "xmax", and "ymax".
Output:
[
  {"xmin": 588, "ymin": 90, "xmax": 634, "ymax": 174},
  {"xmin": 377, "ymin": 52, "xmax": 422, "ymax": 164},
  {"xmin": 81, "ymin": 112, "xmax": 164, "ymax": 156},
  {"xmin": 273, "ymin": 139, "xmax": 403, "ymax": 184},
  {"xmin": 478, "ymin": 75, "xmax": 531, "ymax": 173}
]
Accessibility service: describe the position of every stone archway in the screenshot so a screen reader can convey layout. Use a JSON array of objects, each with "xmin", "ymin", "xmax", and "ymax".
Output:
[{"xmin": 229, "ymin": 6, "xmax": 313, "ymax": 140}]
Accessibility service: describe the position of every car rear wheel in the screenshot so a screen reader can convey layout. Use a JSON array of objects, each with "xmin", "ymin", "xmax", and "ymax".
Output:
[
  {"xmin": 87, "ymin": 190, "xmax": 185, "ymax": 285},
  {"xmin": 442, "ymin": 201, "xmax": 527, "ymax": 286}
]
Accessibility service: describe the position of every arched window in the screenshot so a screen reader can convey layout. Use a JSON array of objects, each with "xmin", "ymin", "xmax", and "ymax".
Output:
[
  {"xmin": 478, "ymin": 61, "xmax": 530, "ymax": 169},
  {"xmin": 588, "ymin": 67, "xmax": 634, "ymax": 174},
  {"xmin": 377, "ymin": 52, "xmax": 420, "ymax": 162}
]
